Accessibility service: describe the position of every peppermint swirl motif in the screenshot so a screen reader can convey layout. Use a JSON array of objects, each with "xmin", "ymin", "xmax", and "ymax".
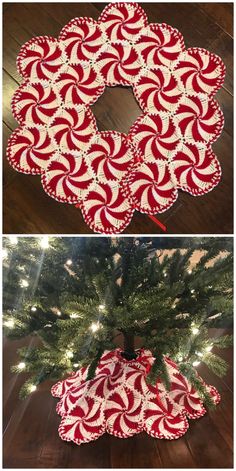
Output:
[
  {"xmin": 42, "ymin": 153, "xmax": 93, "ymax": 203},
  {"xmin": 97, "ymin": 43, "xmax": 142, "ymax": 86},
  {"xmin": 82, "ymin": 183, "xmax": 134, "ymax": 234},
  {"xmin": 7, "ymin": 127, "xmax": 55, "ymax": 174},
  {"xmin": 12, "ymin": 81, "xmax": 60, "ymax": 125},
  {"xmin": 87, "ymin": 132, "xmax": 135, "ymax": 181},
  {"xmin": 143, "ymin": 396, "xmax": 189, "ymax": 439},
  {"xmin": 59, "ymin": 18, "xmax": 105, "ymax": 62},
  {"xmin": 174, "ymin": 48, "xmax": 226, "ymax": 96},
  {"xmin": 99, "ymin": 2, "xmax": 148, "ymax": 41},
  {"xmin": 49, "ymin": 107, "xmax": 97, "ymax": 152},
  {"xmin": 128, "ymin": 161, "xmax": 178, "ymax": 214},
  {"xmin": 17, "ymin": 37, "xmax": 63, "ymax": 79},
  {"xmin": 170, "ymin": 143, "xmax": 221, "ymax": 195},
  {"xmin": 105, "ymin": 388, "xmax": 143, "ymax": 438},
  {"xmin": 7, "ymin": 3, "xmax": 225, "ymax": 233},
  {"xmin": 134, "ymin": 67, "xmax": 182, "ymax": 113},
  {"xmin": 175, "ymin": 95, "xmax": 224, "ymax": 143},
  {"xmin": 130, "ymin": 113, "xmax": 180, "ymax": 160},
  {"xmin": 59, "ymin": 396, "xmax": 105, "ymax": 445},
  {"xmin": 55, "ymin": 62, "xmax": 105, "ymax": 105},
  {"xmin": 168, "ymin": 372, "xmax": 206, "ymax": 419},
  {"xmin": 136, "ymin": 24, "xmax": 185, "ymax": 67}
]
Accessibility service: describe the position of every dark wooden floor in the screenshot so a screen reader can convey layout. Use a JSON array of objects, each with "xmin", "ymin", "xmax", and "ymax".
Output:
[
  {"xmin": 3, "ymin": 329, "xmax": 233, "ymax": 468},
  {"xmin": 3, "ymin": 3, "xmax": 233, "ymax": 234}
]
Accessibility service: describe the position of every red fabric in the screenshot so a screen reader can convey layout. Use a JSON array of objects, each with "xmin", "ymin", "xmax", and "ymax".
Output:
[
  {"xmin": 51, "ymin": 348, "xmax": 221, "ymax": 445},
  {"xmin": 7, "ymin": 2, "xmax": 225, "ymax": 233}
]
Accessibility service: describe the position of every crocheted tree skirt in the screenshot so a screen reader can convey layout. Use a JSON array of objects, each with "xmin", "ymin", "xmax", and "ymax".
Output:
[
  {"xmin": 7, "ymin": 3, "xmax": 225, "ymax": 233},
  {"xmin": 51, "ymin": 349, "xmax": 220, "ymax": 445}
]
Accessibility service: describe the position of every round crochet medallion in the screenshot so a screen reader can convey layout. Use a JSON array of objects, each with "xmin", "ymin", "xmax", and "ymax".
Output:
[{"xmin": 7, "ymin": 2, "xmax": 225, "ymax": 233}]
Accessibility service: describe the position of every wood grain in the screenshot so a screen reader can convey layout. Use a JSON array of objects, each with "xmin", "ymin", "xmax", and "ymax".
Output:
[
  {"xmin": 3, "ymin": 329, "xmax": 233, "ymax": 468},
  {"xmin": 3, "ymin": 3, "xmax": 233, "ymax": 234}
]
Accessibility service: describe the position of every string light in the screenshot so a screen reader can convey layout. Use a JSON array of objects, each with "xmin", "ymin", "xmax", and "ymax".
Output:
[
  {"xmin": 40, "ymin": 236, "xmax": 49, "ymax": 249},
  {"xmin": 66, "ymin": 350, "xmax": 74, "ymax": 359},
  {"xmin": 196, "ymin": 352, "xmax": 203, "ymax": 357},
  {"xmin": 205, "ymin": 345, "xmax": 213, "ymax": 352},
  {"xmin": 56, "ymin": 309, "xmax": 61, "ymax": 316},
  {"xmin": 9, "ymin": 236, "xmax": 18, "ymax": 245},
  {"xmin": 188, "ymin": 270, "xmax": 192, "ymax": 274},
  {"xmin": 192, "ymin": 326, "xmax": 199, "ymax": 335},
  {"xmin": 66, "ymin": 259, "xmax": 73, "ymax": 266},
  {"xmin": 70, "ymin": 313, "xmax": 79, "ymax": 319},
  {"xmin": 99, "ymin": 304, "xmax": 105, "ymax": 311},
  {"xmin": 29, "ymin": 384, "xmax": 37, "ymax": 393},
  {"xmin": 179, "ymin": 356, "xmax": 183, "ymax": 361},
  {"xmin": 73, "ymin": 363, "xmax": 79, "ymax": 368},
  {"xmin": 163, "ymin": 272, "xmax": 167, "ymax": 277},
  {"xmin": 20, "ymin": 279, "xmax": 29, "ymax": 288},
  {"xmin": 31, "ymin": 306, "xmax": 37, "ymax": 312},
  {"xmin": 192, "ymin": 360, "xmax": 200, "ymax": 367},
  {"xmin": 191, "ymin": 289, "xmax": 195, "ymax": 294},
  {"xmin": 18, "ymin": 362, "xmax": 26, "ymax": 370},
  {"xmin": 90, "ymin": 322, "xmax": 100, "ymax": 333},
  {"xmin": 4, "ymin": 319, "xmax": 15, "ymax": 328},
  {"xmin": 2, "ymin": 248, "xmax": 8, "ymax": 259}
]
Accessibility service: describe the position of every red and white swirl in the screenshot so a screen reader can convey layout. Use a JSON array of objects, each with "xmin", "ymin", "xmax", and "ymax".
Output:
[
  {"xmin": 56, "ymin": 381, "xmax": 89, "ymax": 417},
  {"xmin": 174, "ymin": 95, "xmax": 224, "ymax": 144},
  {"xmin": 51, "ymin": 366, "xmax": 88, "ymax": 398},
  {"xmin": 88, "ymin": 363, "xmax": 125, "ymax": 399},
  {"xmin": 143, "ymin": 396, "xmax": 189, "ymax": 439},
  {"xmin": 87, "ymin": 132, "xmax": 135, "ymax": 181},
  {"xmin": 206, "ymin": 385, "xmax": 221, "ymax": 405},
  {"xmin": 81, "ymin": 183, "xmax": 134, "ymax": 234},
  {"xmin": 97, "ymin": 43, "xmax": 142, "ymax": 86},
  {"xmin": 136, "ymin": 23, "xmax": 185, "ymax": 68},
  {"xmin": 170, "ymin": 143, "xmax": 221, "ymax": 195},
  {"xmin": 98, "ymin": 2, "xmax": 148, "ymax": 41},
  {"xmin": 17, "ymin": 36, "xmax": 63, "ymax": 79},
  {"xmin": 130, "ymin": 113, "xmax": 180, "ymax": 160},
  {"xmin": 59, "ymin": 18, "xmax": 105, "ymax": 62},
  {"xmin": 97, "ymin": 349, "xmax": 120, "ymax": 371},
  {"xmin": 174, "ymin": 48, "xmax": 226, "ymax": 96},
  {"xmin": 169, "ymin": 372, "xmax": 206, "ymax": 419},
  {"xmin": 59, "ymin": 396, "xmax": 105, "ymax": 445},
  {"xmin": 42, "ymin": 153, "xmax": 93, "ymax": 203},
  {"xmin": 134, "ymin": 67, "xmax": 182, "ymax": 113},
  {"xmin": 128, "ymin": 160, "xmax": 177, "ymax": 214},
  {"xmin": 105, "ymin": 388, "xmax": 143, "ymax": 437},
  {"xmin": 49, "ymin": 107, "xmax": 97, "ymax": 152},
  {"xmin": 12, "ymin": 81, "xmax": 60, "ymax": 125},
  {"xmin": 55, "ymin": 62, "xmax": 105, "ymax": 105},
  {"xmin": 7, "ymin": 126, "xmax": 55, "ymax": 174},
  {"xmin": 125, "ymin": 368, "xmax": 150, "ymax": 396}
]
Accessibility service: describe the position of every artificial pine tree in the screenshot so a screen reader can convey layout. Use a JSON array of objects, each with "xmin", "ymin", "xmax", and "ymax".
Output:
[{"xmin": 3, "ymin": 236, "xmax": 233, "ymax": 444}]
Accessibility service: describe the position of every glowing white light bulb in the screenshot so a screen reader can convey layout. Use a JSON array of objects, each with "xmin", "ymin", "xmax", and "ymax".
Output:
[
  {"xmin": 188, "ymin": 270, "xmax": 192, "ymax": 274},
  {"xmin": 18, "ymin": 362, "xmax": 26, "ymax": 370},
  {"xmin": 99, "ymin": 304, "xmax": 105, "ymax": 311},
  {"xmin": 163, "ymin": 272, "xmax": 167, "ymax": 277},
  {"xmin": 20, "ymin": 279, "xmax": 29, "ymax": 288},
  {"xmin": 73, "ymin": 363, "xmax": 79, "ymax": 368},
  {"xmin": 205, "ymin": 345, "xmax": 213, "ymax": 352},
  {"xmin": 29, "ymin": 384, "xmax": 37, "ymax": 393},
  {"xmin": 4, "ymin": 319, "xmax": 15, "ymax": 328},
  {"xmin": 196, "ymin": 352, "xmax": 203, "ymax": 357},
  {"xmin": 66, "ymin": 259, "xmax": 73, "ymax": 266},
  {"xmin": 31, "ymin": 306, "xmax": 37, "ymax": 312},
  {"xmin": 179, "ymin": 356, "xmax": 183, "ymax": 361},
  {"xmin": 2, "ymin": 248, "xmax": 8, "ymax": 260},
  {"xmin": 66, "ymin": 350, "xmax": 74, "ymax": 359},
  {"xmin": 56, "ymin": 310, "xmax": 61, "ymax": 316},
  {"xmin": 70, "ymin": 313, "xmax": 79, "ymax": 319},
  {"xmin": 40, "ymin": 236, "xmax": 49, "ymax": 249},
  {"xmin": 192, "ymin": 361, "xmax": 200, "ymax": 367},
  {"xmin": 192, "ymin": 327, "xmax": 199, "ymax": 335},
  {"xmin": 9, "ymin": 236, "xmax": 18, "ymax": 245},
  {"xmin": 191, "ymin": 289, "xmax": 195, "ymax": 294},
  {"xmin": 90, "ymin": 322, "xmax": 100, "ymax": 333}
]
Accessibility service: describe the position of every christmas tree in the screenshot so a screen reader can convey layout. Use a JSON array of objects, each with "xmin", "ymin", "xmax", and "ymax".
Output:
[{"xmin": 3, "ymin": 235, "xmax": 233, "ymax": 406}]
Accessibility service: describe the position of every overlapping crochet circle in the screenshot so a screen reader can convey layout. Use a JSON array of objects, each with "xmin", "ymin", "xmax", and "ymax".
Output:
[
  {"xmin": 7, "ymin": 2, "xmax": 225, "ymax": 233},
  {"xmin": 51, "ymin": 349, "xmax": 221, "ymax": 445}
]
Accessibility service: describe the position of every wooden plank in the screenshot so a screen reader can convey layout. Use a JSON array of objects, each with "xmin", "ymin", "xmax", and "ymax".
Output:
[{"xmin": 197, "ymin": 3, "xmax": 233, "ymax": 36}]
